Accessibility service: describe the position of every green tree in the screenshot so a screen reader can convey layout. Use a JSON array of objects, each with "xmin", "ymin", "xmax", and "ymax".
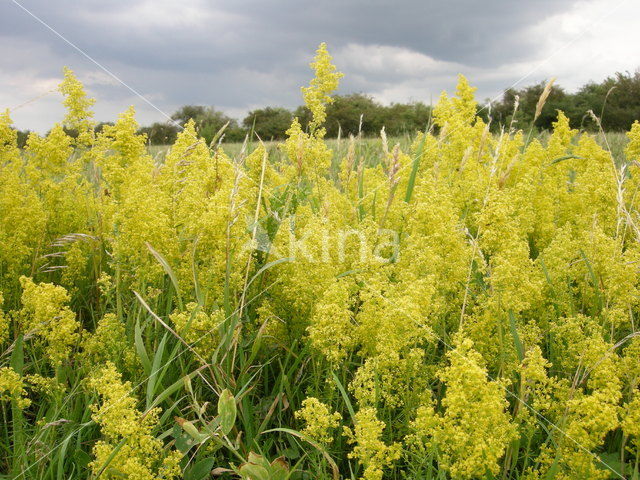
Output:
[
  {"xmin": 243, "ymin": 107, "xmax": 292, "ymax": 140},
  {"xmin": 488, "ymin": 70, "xmax": 640, "ymax": 132},
  {"xmin": 295, "ymin": 95, "xmax": 431, "ymax": 138},
  {"xmin": 294, "ymin": 94, "xmax": 382, "ymax": 137},
  {"xmin": 15, "ymin": 129, "xmax": 30, "ymax": 149},
  {"xmin": 138, "ymin": 122, "xmax": 179, "ymax": 145},
  {"xmin": 95, "ymin": 122, "xmax": 114, "ymax": 134},
  {"xmin": 490, "ymin": 81, "xmax": 573, "ymax": 131},
  {"xmin": 381, "ymin": 102, "xmax": 432, "ymax": 136},
  {"xmin": 171, "ymin": 105, "xmax": 245, "ymax": 144},
  {"xmin": 574, "ymin": 71, "xmax": 640, "ymax": 130},
  {"xmin": 326, "ymin": 93, "xmax": 383, "ymax": 137}
]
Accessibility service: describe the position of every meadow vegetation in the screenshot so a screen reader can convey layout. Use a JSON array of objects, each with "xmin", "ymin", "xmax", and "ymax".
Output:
[{"xmin": 1, "ymin": 43, "xmax": 640, "ymax": 479}]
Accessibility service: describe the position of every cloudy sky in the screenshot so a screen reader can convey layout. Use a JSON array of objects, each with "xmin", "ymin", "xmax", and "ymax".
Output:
[{"xmin": 1, "ymin": 0, "xmax": 639, "ymax": 132}]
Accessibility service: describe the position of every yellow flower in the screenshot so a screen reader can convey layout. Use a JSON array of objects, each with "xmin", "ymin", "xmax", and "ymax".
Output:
[
  {"xmin": 307, "ymin": 278, "xmax": 356, "ymax": 363},
  {"xmin": 351, "ymin": 349, "xmax": 427, "ymax": 409},
  {"xmin": 429, "ymin": 336, "xmax": 517, "ymax": 479},
  {"xmin": 301, "ymin": 42, "xmax": 343, "ymax": 132},
  {"xmin": 344, "ymin": 407, "xmax": 402, "ymax": 480},
  {"xmin": 0, "ymin": 367, "xmax": 30, "ymax": 409},
  {"xmin": 0, "ymin": 112, "xmax": 46, "ymax": 296},
  {"xmin": 19, "ymin": 277, "xmax": 80, "ymax": 367},
  {"xmin": 88, "ymin": 362, "xmax": 182, "ymax": 479},
  {"xmin": 622, "ymin": 391, "xmax": 640, "ymax": 448},
  {"xmin": 82, "ymin": 313, "xmax": 137, "ymax": 370},
  {"xmin": 170, "ymin": 303, "xmax": 224, "ymax": 358},
  {"xmin": 59, "ymin": 67, "xmax": 96, "ymax": 146},
  {"xmin": 0, "ymin": 291, "xmax": 8, "ymax": 344},
  {"xmin": 294, "ymin": 397, "xmax": 341, "ymax": 444}
]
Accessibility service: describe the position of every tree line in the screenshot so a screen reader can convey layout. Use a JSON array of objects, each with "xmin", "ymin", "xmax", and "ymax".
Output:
[
  {"xmin": 137, "ymin": 95, "xmax": 433, "ymax": 145},
  {"xmin": 15, "ymin": 70, "xmax": 640, "ymax": 147},
  {"xmin": 483, "ymin": 70, "xmax": 640, "ymax": 133}
]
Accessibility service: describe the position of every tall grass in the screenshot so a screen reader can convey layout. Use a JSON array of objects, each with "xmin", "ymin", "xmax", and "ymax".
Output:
[{"xmin": 1, "ymin": 49, "xmax": 639, "ymax": 480}]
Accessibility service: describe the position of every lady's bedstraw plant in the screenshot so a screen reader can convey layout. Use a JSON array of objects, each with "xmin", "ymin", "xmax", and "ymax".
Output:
[
  {"xmin": 281, "ymin": 42, "xmax": 341, "ymax": 178},
  {"xmin": 87, "ymin": 362, "xmax": 182, "ymax": 479},
  {"xmin": 294, "ymin": 397, "xmax": 341, "ymax": 445},
  {"xmin": 0, "ymin": 43, "xmax": 639, "ymax": 480},
  {"xmin": 18, "ymin": 276, "xmax": 80, "ymax": 368}
]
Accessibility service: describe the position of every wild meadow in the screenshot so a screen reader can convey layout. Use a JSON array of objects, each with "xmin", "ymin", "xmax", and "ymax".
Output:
[{"xmin": 1, "ymin": 43, "xmax": 640, "ymax": 480}]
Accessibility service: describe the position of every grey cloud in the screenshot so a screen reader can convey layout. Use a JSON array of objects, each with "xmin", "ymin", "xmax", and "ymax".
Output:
[{"xmin": 0, "ymin": 0, "xmax": 628, "ymax": 131}]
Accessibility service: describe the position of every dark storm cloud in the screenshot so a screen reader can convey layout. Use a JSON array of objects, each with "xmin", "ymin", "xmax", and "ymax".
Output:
[
  {"xmin": 217, "ymin": 0, "xmax": 575, "ymax": 66},
  {"xmin": 0, "ymin": 0, "xmax": 624, "ymax": 130},
  {"xmin": 2, "ymin": 0, "xmax": 573, "ymax": 67}
]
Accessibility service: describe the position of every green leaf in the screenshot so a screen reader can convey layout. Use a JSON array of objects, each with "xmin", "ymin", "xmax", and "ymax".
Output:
[
  {"xmin": 176, "ymin": 417, "xmax": 202, "ymax": 439},
  {"xmin": 247, "ymin": 452, "xmax": 270, "ymax": 467},
  {"xmin": 332, "ymin": 372, "xmax": 355, "ymax": 420},
  {"xmin": 269, "ymin": 457, "xmax": 290, "ymax": 480},
  {"xmin": 262, "ymin": 428, "xmax": 339, "ymax": 480},
  {"xmin": 218, "ymin": 389, "xmax": 237, "ymax": 436},
  {"xmin": 184, "ymin": 458, "xmax": 215, "ymax": 480},
  {"xmin": 9, "ymin": 335, "xmax": 24, "ymax": 373},
  {"xmin": 238, "ymin": 463, "xmax": 270, "ymax": 480},
  {"xmin": 172, "ymin": 423, "xmax": 203, "ymax": 453},
  {"xmin": 245, "ymin": 257, "xmax": 293, "ymax": 290},
  {"xmin": 134, "ymin": 320, "xmax": 151, "ymax": 375},
  {"xmin": 147, "ymin": 367, "xmax": 203, "ymax": 411},
  {"xmin": 146, "ymin": 242, "xmax": 183, "ymax": 310},
  {"xmin": 549, "ymin": 154, "xmax": 583, "ymax": 165},
  {"xmin": 596, "ymin": 452, "xmax": 624, "ymax": 478},
  {"xmin": 146, "ymin": 333, "xmax": 168, "ymax": 409},
  {"xmin": 508, "ymin": 310, "xmax": 524, "ymax": 363}
]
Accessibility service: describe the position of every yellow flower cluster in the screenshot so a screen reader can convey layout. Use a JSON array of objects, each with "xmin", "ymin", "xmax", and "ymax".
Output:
[
  {"xmin": 294, "ymin": 397, "xmax": 341, "ymax": 444},
  {"xmin": 307, "ymin": 278, "xmax": 356, "ymax": 363},
  {"xmin": 344, "ymin": 407, "xmax": 402, "ymax": 480},
  {"xmin": 301, "ymin": 42, "xmax": 343, "ymax": 132},
  {"xmin": 82, "ymin": 313, "xmax": 137, "ymax": 370},
  {"xmin": 19, "ymin": 277, "xmax": 80, "ymax": 366},
  {"xmin": 0, "ymin": 291, "xmax": 8, "ymax": 343},
  {"xmin": 0, "ymin": 367, "xmax": 30, "ymax": 409},
  {"xmin": 411, "ymin": 337, "xmax": 517, "ymax": 479},
  {"xmin": 623, "ymin": 392, "xmax": 640, "ymax": 449},
  {"xmin": 87, "ymin": 362, "xmax": 182, "ymax": 479},
  {"xmin": 59, "ymin": 67, "xmax": 95, "ymax": 146},
  {"xmin": 0, "ymin": 112, "xmax": 46, "ymax": 297},
  {"xmin": 169, "ymin": 302, "xmax": 224, "ymax": 358}
]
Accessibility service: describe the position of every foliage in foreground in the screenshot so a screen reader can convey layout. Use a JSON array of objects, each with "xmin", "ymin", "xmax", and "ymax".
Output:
[{"xmin": 1, "ymin": 44, "xmax": 640, "ymax": 480}]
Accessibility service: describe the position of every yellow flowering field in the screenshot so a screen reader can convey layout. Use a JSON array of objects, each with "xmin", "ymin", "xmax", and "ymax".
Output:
[{"xmin": 1, "ymin": 43, "xmax": 640, "ymax": 480}]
